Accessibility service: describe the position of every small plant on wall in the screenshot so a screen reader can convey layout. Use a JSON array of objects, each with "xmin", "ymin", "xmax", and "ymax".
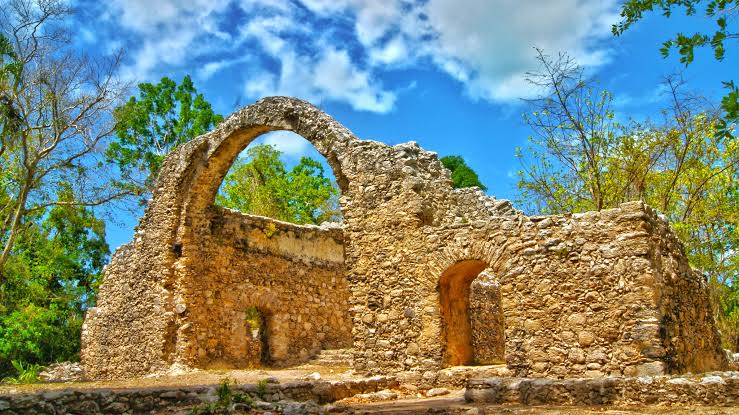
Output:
[{"xmin": 244, "ymin": 306, "xmax": 262, "ymax": 334}]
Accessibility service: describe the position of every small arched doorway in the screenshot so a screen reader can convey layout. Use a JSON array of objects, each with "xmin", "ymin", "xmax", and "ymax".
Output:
[{"xmin": 439, "ymin": 260, "xmax": 505, "ymax": 367}]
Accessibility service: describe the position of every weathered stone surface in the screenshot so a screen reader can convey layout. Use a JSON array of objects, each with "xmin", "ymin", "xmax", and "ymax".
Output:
[
  {"xmin": 0, "ymin": 376, "xmax": 399, "ymax": 414},
  {"xmin": 465, "ymin": 372, "xmax": 739, "ymax": 406},
  {"xmin": 469, "ymin": 273, "xmax": 504, "ymax": 365},
  {"xmin": 38, "ymin": 362, "xmax": 85, "ymax": 383},
  {"xmin": 426, "ymin": 387, "xmax": 450, "ymax": 397},
  {"xmin": 81, "ymin": 96, "xmax": 728, "ymax": 380}
]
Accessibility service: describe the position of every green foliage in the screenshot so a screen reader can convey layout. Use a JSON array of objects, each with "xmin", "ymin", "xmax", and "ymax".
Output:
[
  {"xmin": 217, "ymin": 144, "xmax": 340, "ymax": 225},
  {"xmin": 188, "ymin": 378, "xmax": 254, "ymax": 415},
  {"xmin": 256, "ymin": 378, "xmax": 269, "ymax": 400},
  {"xmin": 0, "ymin": 186, "xmax": 109, "ymax": 378},
  {"xmin": 1, "ymin": 360, "xmax": 43, "ymax": 384},
  {"xmin": 518, "ymin": 51, "xmax": 739, "ymax": 350},
  {"xmin": 0, "ymin": 305, "xmax": 82, "ymax": 376},
  {"xmin": 613, "ymin": 0, "xmax": 738, "ymax": 138},
  {"xmin": 108, "ymin": 75, "xmax": 224, "ymax": 195},
  {"xmin": 244, "ymin": 306, "xmax": 262, "ymax": 331},
  {"xmin": 440, "ymin": 155, "xmax": 487, "ymax": 190}
]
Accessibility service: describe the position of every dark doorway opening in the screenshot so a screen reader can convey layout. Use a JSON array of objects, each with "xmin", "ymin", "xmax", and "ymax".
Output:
[{"xmin": 245, "ymin": 306, "xmax": 270, "ymax": 366}]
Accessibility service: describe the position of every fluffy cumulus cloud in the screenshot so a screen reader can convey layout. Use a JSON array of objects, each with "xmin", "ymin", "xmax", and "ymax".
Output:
[
  {"xmin": 90, "ymin": 0, "xmax": 620, "ymax": 111},
  {"xmin": 100, "ymin": 0, "xmax": 233, "ymax": 80},
  {"xmin": 421, "ymin": 0, "xmax": 619, "ymax": 100}
]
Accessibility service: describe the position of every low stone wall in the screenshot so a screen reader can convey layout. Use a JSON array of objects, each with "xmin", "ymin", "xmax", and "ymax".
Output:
[
  {"xmin": 465, "ymin": 372, "xmax": 739, "ymax": 406},
  {"xmin": 0, "ymin": 376, "xmax": 398, "ymax": 414}
]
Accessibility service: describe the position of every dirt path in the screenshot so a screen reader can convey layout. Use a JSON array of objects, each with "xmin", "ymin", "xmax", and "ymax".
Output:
[{"xmin": 0, "ymin": 364, "xmax": 351, "ymax": 394}]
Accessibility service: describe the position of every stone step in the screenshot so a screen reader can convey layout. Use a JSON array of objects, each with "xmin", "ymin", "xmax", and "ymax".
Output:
[
  {"xmin": 315, "ymin": 353, "xmax": 353, "ymax": 360},
  {"xmin": 314, "ymin": 348, "xmax": 352, "ymax": 357},
  {"xmin": 308, "ymin": 349, "xmax": 353, "ymax": 366},
  {"xmin": 317, "ymin": 351, "xmax": 352, "ymax": 356}
]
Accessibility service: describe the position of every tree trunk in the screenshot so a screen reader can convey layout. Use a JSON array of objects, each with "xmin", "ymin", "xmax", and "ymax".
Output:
[{"xmin": 0, "ymin": 180, "xmax": 31, "ymax": 275}]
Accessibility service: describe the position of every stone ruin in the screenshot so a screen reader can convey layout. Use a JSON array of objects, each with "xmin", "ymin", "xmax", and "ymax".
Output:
[{"xmin": 81, "ymin": 96, "xmax": 729, "ymax": 380}]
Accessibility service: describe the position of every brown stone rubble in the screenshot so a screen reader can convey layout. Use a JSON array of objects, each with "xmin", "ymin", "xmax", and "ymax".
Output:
[
  {"xmin": 1, "ymin": 372, "xmax": 737, "ymax": 414},
  {"xmin": 465, "ymin": 371, "xmax": 739, "ymax": 406}
]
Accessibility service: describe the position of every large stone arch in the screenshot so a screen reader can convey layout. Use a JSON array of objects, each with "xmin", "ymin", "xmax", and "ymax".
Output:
[{"xmin": 82, "ymin": 97, "xmax": 362, "ymax": 378}]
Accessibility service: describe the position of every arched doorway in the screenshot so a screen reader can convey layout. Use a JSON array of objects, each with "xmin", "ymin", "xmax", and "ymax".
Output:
[
  {"xmin": 439, "ymin": 260, "xmax": 506, "ymax": 367},
  {"xmin": 438, "ymin": 260, "xmax": 488, "ymax": 366},
  {"xmin": 190, "ymin": 130, "xmax": 349, "ymax": 369}
]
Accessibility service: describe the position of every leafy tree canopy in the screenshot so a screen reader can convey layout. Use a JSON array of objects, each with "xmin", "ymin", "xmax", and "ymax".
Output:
[
  {"xmin": 217, "ymin": 144, "xmax": 341, "ymax": 225},
  {"xmin": 440, "ymin": 155, "xmax": 488, "ymax": 190},
  {"xmin": 107, "ymin": 75, "xmax": 224, "ymax": 195},
  {"xmin": 0, "ymin": 0, "xmax": 127, "ymax": 275},
  {"xmin": 613, "ymin": 0, "xmax": 738, "ymax": 138}
]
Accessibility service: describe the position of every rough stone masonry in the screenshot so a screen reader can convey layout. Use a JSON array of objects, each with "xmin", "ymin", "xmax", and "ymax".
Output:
[{"xmin": 81, "ymin": 96, "xmax": 728, "ymax": 380}]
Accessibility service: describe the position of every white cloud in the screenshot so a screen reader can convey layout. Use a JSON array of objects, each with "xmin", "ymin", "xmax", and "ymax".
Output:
[
  {"xmin": 97, "ymin": 0, "xmax": 620, "ymax": 109},
  {"xmin": 103, "ymin": 0, "xmax": 232, "ymax": 80},
  {"xmin": 420, "ymin": 0, "xmax": 619, "ymax": 100},
  {"xmin": 198, "ymin": 61, "xmax": 230, "ymax": 80},
  {"xmin": 296, "ymin": 0, "xmax": 620, "ymax": 102},
  {"xmin": 260, "ymin": 130, "xmax": 311, "ymax": 157},
  {"xmin": 244, "ymin": 48, "xmax": 396, "ymax": 113},
  {"xmin": 369, "ymin": 36, "xmax": 408, "ymax": 66},
  {"xmin": 313, "ymin": 48, "xmax": 396, "ymax": 112},
  {"xmin": 354, "ymin": 1, "xmax": 402, "ymax": 46}
]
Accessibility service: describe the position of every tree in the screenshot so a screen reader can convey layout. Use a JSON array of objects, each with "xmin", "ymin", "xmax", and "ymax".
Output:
[
  {"xmin": 0, "ymin": 187, "xmax": 109, "ymax": 377},
  {"xmin": 517, "ymin": 48, "xmax": 619, "ymax": 213},
  {"xmin": 217, "ymin": 144, "xmax": 340, "ymax": 225},
  {"xmin": 107, "ymin": 75, "xmax": 223, "ymax": 196},
  {"xmin": 0, "ymin": 0, "xmax": 127, "ymax": 275},
  {"xmin": 613, "ymin": 0, "xmax": 738, "ymax": 138},
  {"xmin": 440, "ymin": 155, "xmax": 487, "ymax": 190},
  {"xmin": 518, "ymin": 51, "xmax": 738, "ymax": 350}
]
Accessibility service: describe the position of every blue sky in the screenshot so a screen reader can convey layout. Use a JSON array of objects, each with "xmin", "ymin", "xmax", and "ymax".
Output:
[{"xmin": 71, "ymin": 0, "xmax": 737, "ymax": 249}]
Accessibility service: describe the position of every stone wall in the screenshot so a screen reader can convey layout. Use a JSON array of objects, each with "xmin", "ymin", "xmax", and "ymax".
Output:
[
  {"xmin": 0, "ymin": 376, "xmax": 399, "ymax": 414},
  {"xmin": 85, "ymin": 208, "xmax": 350, "ymax": 374},
  {"xmin": 389, "ymin": 202, "xmax": 729, "ymax": 378},
  {"xmin": 82, "ymin": 96, "xmax": 728, "ymax": 380},
  {"xmin": 648, "ymin": 214, "xmax": 728, "ymax": 373},
  {"xmin": 466, "ymin": 372, "xmax": 738, "ymax": 406},
  {"xmin": 176, "ymin": 208, "xmax": 351, "ymax": 368},
  {"xmin": 469, "ymin": 273, "xmax": 505, "ymax": 365}
]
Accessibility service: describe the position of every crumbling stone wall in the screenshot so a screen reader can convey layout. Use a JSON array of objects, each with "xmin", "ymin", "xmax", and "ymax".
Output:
[
  {"xmin": 648, "ymin": 214, "xmax": 728, "ymax": 373},
  {"xmin": 82, "ymin": 97, "xmax": 728, "ymax": 380},
  {"xmin": 176, "ymin": 208, "xmax": 351, "ymax": 368}
]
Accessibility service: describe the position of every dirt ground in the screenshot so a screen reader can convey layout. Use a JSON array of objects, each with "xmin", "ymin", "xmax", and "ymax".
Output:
[{"xmin": 0, "ymin": 364, "xmax": 352, "ymax": 394}]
